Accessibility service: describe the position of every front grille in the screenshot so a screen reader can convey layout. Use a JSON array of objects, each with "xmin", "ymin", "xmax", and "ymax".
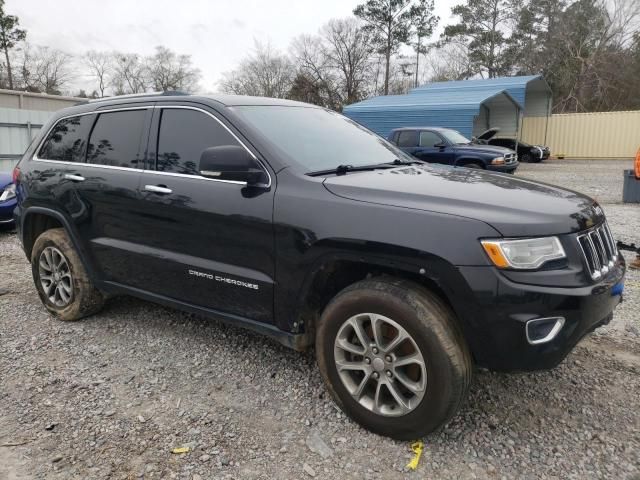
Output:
[
  {"xmin": 504, "ymin": 153, "xmax": 517, "ymax": 164},
  {"xmin": 576, "ymin": 222, "xmax": 618, "ymax": 280}
]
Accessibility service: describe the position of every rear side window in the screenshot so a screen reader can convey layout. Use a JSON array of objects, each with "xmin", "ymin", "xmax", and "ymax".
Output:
[
  {"xmin": 419, "ymin": 131, "xmax": 443, "ymax": 147},
  {"xmin": 38, "ymin": 115, "xmax": 94, "ymax": 162},
  {"xmin": 86, "ymin": 110, "xmax": 146, "ymax": 168},
  {"xmin": 156, "ymin": 109, "xmax": 239, "ymax": 175},
  {"xmin": 397, "ymin": 130, "xmax": 418, "ymax": 148}
]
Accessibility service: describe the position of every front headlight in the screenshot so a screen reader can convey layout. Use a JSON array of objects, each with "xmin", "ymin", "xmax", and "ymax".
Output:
[
  {"xmin": 0, "ymin": 183, "xmax": 16, "ymax": 202},
  {"xmin": 481, "ymin": 237, "xmax": 566, "ymax": 269},
  {"xmin": 491, "ymin": 157, "xmax": 505, "ymax": 165}
]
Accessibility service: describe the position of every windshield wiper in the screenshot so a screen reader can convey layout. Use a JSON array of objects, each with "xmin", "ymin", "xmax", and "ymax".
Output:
[
  {"xmin": 307, "ymin": 159, "xmax": 424, "ymax": 177},
  {"xmin": 307, "ymin": 163, "xmax": 397, "ymax": 177}
]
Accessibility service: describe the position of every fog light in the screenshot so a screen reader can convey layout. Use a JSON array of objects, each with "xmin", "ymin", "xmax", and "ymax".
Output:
[{"xmin": 526, "ymin": 317, "xmax": 565, "ymax": 345}]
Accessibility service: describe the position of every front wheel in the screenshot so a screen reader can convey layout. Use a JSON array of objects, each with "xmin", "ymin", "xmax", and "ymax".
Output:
[{"xmin": 315, "ymin": 278, "xmax": 472, "ymax": 440}]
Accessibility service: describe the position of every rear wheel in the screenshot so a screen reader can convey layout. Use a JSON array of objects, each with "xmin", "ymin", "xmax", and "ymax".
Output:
[
  {"xmin": 316, "ymin": 278, "xmax": 472, "ymax": 440},
  {"xmin": 31, "ymin": 228, "xmax": 104, "ymax": 321}
]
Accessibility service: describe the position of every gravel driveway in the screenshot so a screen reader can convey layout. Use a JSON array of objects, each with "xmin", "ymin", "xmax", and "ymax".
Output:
[{"xmin": 1, "ymin": 159, "xmax": 639, "ymax": 480}]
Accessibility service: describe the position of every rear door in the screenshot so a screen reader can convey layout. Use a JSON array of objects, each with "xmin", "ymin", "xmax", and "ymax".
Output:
[
  {"xmin": 33, "ymin": 105, "xmax": 152, "ymax": 285},
  {"xmin": 135, "ymin": 104, "xmax": 276, "ymax": 323}
]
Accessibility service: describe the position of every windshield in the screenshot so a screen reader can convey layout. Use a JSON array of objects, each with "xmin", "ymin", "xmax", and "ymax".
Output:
[
  {"xmin": 440, "ymin": 129, "xmax": 471, "ymax": 145},
  {"xmin": 233, "ymin": 106, "xmax": 412, "ymax": 172}
]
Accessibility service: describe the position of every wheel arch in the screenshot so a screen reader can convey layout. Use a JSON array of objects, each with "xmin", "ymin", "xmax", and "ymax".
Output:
[
  {"xmin": 20, "ymin": 207, "xmax": 97, "ymax": 279},
  {"xmin": 290, "ymin": 245, "xmax": 471, "ymax": 351},
  {"xmin": 455, "ymin": 157, "xmax": 486, "ymax": 168}
]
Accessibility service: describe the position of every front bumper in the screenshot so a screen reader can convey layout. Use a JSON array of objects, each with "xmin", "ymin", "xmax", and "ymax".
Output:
[
  {"xmin": 487, "ymin": 161, "xmax": 519, "ymax": 174},
  {"xmin": 455, "ymin": 255, "xmax": 625, "ymax": 371}
]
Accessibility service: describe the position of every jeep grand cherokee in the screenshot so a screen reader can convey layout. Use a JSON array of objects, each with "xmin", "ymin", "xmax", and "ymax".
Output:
[{"xmin": 12, "ymin": 93, "xmax": 625, "ymax": 439}]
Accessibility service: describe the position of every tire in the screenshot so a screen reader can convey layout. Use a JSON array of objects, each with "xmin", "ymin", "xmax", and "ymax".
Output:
[
  {"xmin": 462, "ymin": 162, "xmax": 482, "ymax": 169},
  {"xmin": 316, "ymin": 277, "xmax": 472, "ymax": 440},
  {"xmin": 31, "ymin": 228, "xmax": 104, "ymax": 321},
  {"xmin": 521, "ymin": 153, "xmax": 533, "ymax": 163}
]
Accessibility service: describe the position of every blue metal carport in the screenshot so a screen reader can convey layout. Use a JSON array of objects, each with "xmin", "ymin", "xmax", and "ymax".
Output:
[{"xmin": 343, "ymin": 75, "xmax": 551, "ymax": 141}]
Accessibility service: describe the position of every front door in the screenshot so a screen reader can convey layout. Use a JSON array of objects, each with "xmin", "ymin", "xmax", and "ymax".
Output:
[
  {"xmin": 135, "ymin": 105, "xmax": 275, "ymax": 324},
  {"xmin": 414, "ymin": 131, "xmax": 455, "ymax": 165}
]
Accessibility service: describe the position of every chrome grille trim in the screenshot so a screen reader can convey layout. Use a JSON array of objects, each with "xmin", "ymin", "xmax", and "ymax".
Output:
[
  {"xmin": 577, "ymin": 222, "xmax": 617, "ymax": 280},
  {"xmin": 504, "ymin": 153, "xmax": 517, "ymax": 164}
]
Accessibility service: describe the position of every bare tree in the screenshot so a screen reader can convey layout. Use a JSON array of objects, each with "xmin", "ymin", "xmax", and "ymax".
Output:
[
  {"xmin": 110, "ymin": 53, "xmax": 148, "ymax": 95},
  {"xmin": 291, "ymin": 33, "xmax": 339, "ymax": 107},
  {"xmin": 424, "ymin": 42, "xmax": 474, "ymax": 81},
  {"xmin": 19, "ymin": 43, "xmax": 72, "ymax": 94},
  {"xmin": 147, "ymin": 46, "xmax": 201, "ymax": 92},
  {"xmin": 322, "ymin": 18, "xmax": 375, "ymax": 105},
  {"xmin": 84, "ymin": 50, "xmax": 111, "ymax": 97},
  {"xmin": 219, "ymin": 41, "xmax": 294, "ymax": 98}
]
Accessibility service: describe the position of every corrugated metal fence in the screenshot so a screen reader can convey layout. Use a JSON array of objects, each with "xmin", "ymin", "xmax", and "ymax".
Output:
[
  {"xmin": 0, "ymin": 108, "xmax": 52, "ymax": 171},
  {"xmin": 522, "ymin": 110, "xmax": 640, "ymax": 158}
]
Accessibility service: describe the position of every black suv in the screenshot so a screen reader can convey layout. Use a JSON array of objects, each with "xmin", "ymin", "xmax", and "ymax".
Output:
[
  {"xmin": 13, "ymin": 93, "xmax": 625, "ymax": 440},
  {"xmin": 388, "ymin": 127, "xmax": 519, "ymax": 173}
]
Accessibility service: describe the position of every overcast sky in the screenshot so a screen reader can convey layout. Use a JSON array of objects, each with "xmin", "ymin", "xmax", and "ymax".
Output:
[{"xmin": 8, "ymin": 0, "xmax": 457, "ymax": 93}]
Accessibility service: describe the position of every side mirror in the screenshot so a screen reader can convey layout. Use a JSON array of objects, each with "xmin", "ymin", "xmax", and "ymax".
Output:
[
  {"xmin": 199, "ymin": 146, "xmax": 267, "ymax": 185},
  {"xmin": 434, "ymin": 142, "xmax": 447, "ymax": 149}
]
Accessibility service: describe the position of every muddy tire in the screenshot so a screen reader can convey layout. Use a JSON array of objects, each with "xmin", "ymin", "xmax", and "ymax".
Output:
[
  {"xmin": 316, "ymin": 277, "xmax": 472, "ymax": 440},
  {"xmin": 31, "ymin": 228, "xmax": 104, "ymax": 321}
]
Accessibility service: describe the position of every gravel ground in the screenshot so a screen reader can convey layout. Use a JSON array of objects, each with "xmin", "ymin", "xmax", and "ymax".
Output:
[{"xmin": 1, "ymin": 159, "xmax": 639, "ymax": 480}]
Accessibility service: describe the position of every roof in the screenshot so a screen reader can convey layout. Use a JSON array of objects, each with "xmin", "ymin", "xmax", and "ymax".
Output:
[
  {"xmin": 343, "ymin": 87, "xmax": 520, "ymax": 112},
  {"xmin": 410, "ymin": 75, "xmax": 551, "ymax": 109},
  {"xmin": 88, "ymin": 92, "xmax": 314, "ymax": 108},
  {"xmin": 389, "ymin": 126, "xmax": 459, "ymax": 132}
]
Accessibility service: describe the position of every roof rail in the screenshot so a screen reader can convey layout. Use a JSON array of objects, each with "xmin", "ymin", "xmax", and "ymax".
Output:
[{"xmin": 88, "ymin": 91, "xmax": 188, "ymax": 103}]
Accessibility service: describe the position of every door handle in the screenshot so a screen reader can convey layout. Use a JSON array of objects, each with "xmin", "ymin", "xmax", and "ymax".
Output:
[
  {"xmin": 63, "ymin": 174, "xmax": 85, "ymax": 182},
  {"xmin": 144, "ymin": 184, "xmax": 172, "ymax": 194}
]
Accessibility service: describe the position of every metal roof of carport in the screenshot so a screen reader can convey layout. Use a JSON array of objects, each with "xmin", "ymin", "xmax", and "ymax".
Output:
[
  {"xmin": 343, "ymin": 86, "xmax": 520, "ymax": 139},
  {"xmin": 410, "ymin": 75, "xmax": 550, "ymax": 110}
]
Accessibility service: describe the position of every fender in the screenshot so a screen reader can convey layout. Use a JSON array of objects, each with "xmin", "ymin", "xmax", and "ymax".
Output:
[
  {"xmin": 278, "ymin": 238, "xmax": 469, "ymax": 329},
  {"xmin": 19, "ymin": 206, "xmax": 99, "ymax": 281}
]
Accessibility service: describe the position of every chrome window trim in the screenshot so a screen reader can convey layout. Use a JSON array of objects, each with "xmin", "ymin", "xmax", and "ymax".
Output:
[
  {"xmin": 31, "ymin": 104, "xmax": 273, "ymax": 189},
  {"xmin": 33, "ymin": 159, "xmax": 140, "ymax": 172},
  {"xmin": 153, "ymin": 105, "xmax": 272, "ymax": 188},
  {"xmin": 32, "ymin": 106, "xmax": 151, "ymax": 165}
]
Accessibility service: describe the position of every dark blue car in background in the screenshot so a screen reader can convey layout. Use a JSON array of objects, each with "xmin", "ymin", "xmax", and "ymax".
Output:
[
  {"xmin": 388, "ymin": 127, "xmax": 519, "ymax": 173},
  {"xmin": 0, "ymin": 171, "xmax": 17, "ymax": 229}
]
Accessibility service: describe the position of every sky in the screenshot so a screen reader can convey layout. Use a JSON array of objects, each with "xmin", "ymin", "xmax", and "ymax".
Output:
[{"xmin": 7, "ymin": 0, "xmax": 457, "ymax": 93}]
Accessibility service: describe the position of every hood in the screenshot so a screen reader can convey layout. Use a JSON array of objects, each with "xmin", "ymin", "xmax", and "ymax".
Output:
[
  {"xmin": 455, "ymin": 143, "xmax": 514, "ymax": 155},
  {"xmin": 323, "ymin": 165, "xmax": 602, "ymax": 236},
  {"xmin": 0, "ymin": 172, "xmax": 12, "ymax": 188},
  {"xmin": 476, "ymin": 127, "xmax": 500, "ymax": 141}
]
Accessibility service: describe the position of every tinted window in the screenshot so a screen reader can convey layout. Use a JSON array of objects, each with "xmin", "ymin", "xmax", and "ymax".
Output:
[
  {"xmin": 38, "ymin": 115, "xmax": 94, "ymax": 162},
  {"xmin": 157, "ymin": 109, "xmax": 239, "ymax": 175},
  {"xmin": 397, "ymin": 130, "xmax": 418, "ymax": 147},
  {"xmin": 234, "ymin": 106, "xmax": 412, "ymax": 172},
  {"xmin": 419, "ymin": 131, "xmax": 443, "ymax": 147},
  {"xmin": 87, "ymin": 110, "xmax": 146, "ymax": 168}
]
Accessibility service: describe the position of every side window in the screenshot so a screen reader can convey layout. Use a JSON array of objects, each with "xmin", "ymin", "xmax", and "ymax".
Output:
[
  {"xmin": 419, "ymin": 131, "xmax": 443, "ymax": 148},
  {"xmin": 397, "ymin": 130, "xmax": 418, "ymax": 148},
  {"xmin": 87, "ymin": 110, "xmax": 146, "ymax": 168},
  {"xmin": 38, "ymin": 115, "xmax": 94, "ymax": 162},
  {"xmin": 156, "ymin": 109, "xmax": 239, "ymax": 175}
]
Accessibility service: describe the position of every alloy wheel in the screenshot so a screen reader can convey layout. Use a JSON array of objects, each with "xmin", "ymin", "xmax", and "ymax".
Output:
[
  {"xmin": 333, "ymin": 313, "xmax": 427, "ymax": 417},
  {"xmin": 38, "ymin": 246, "xmax": 74, "ymax": 307}
]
